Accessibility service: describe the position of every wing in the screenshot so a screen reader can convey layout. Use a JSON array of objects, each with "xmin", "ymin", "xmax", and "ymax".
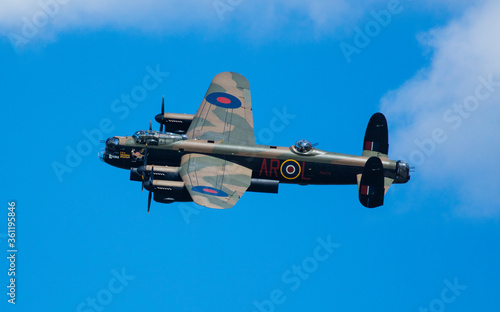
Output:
[
  {"xmin": 186, "ymin": 72, "xmax": 255, "ymax": 145},
  {"xmin": 179, "ymin": 153, "xmax": 252, "ymax": 209}
]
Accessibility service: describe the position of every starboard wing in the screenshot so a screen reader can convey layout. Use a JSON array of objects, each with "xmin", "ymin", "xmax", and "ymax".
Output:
[
  {"xmin": 186, "ymin": 72, "xmax": 255, "ymax": 145},
  {"xmin": 179, "ymin": 153, "xmax": 252, "ymax": 209}
]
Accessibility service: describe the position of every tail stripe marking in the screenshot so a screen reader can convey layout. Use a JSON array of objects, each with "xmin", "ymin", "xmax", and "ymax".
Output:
[{"xmin": 364, "ymin": 141, "xmax": 379, "ymax": 151}]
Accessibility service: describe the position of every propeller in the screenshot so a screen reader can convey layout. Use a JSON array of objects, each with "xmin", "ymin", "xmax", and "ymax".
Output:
[
  {"xmin": 147, "ymin": 165, "xmax": 154, "ymax": 213},
  {"xmin": 141, "ymin": 143, "xmax": 149, "ymax": 192},
  {"xmin": 143, "ymin": 116, "xmax": 159, "ymax": 213},
  {"xmin": 139, "ymin": 141, "xmax": 154, "ymax": 213},
  {"xmin": 155, "ymin": 95, "xmax": 166, "ymax": 132},
  {"xmin": 160, "ymin": 96, "xmax": 165, "ymax": 132}
]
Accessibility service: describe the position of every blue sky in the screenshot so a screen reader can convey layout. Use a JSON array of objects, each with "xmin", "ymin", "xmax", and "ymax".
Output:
[{"xmin": 2, "ymin": 0, "xmax": 499, "ymax": 311}]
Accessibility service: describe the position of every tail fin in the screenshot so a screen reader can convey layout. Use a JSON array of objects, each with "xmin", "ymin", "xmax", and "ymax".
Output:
[
  {"xmin": 358, "ymin": 157, "xmax": 385, "ymax": 208},
  {"xmin": 362, "ymin": 113, "xmax": 389, "ymax": 158},
  {"xmin": 358, "ymin": 113, "xmax": 395, "ymax": 207}
]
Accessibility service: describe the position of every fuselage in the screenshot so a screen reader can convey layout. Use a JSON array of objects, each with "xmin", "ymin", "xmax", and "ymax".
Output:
[{"xmin": 99, "ymin": 131, "xmax": 409, "ymax": 186}]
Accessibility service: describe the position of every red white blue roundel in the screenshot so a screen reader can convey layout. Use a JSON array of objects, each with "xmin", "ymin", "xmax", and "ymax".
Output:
[
  {"xmin": 280, "ymin": 159, "xmax": 301, "ymax": 180},
  {"xmin": 206, "ymin": 92, "xmax": 242, "ymax": 109},
  {"xmin": 192, "ymin": 185, "xmax": 228, "ymax": 197}
]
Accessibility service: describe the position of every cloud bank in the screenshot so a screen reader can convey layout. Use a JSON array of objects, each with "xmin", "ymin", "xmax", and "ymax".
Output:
[
  {"xmin": 380, "ymin": 0, "xmax": 500, "ymax": 217},
  {"xmin": 1, "ymin": 0, "xmax": 474, "ymax": 48}
]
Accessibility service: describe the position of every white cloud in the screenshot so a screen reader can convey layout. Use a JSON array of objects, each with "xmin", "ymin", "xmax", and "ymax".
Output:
[
  {"xmin": 0, "ymin": 0, "xmax": 477, "ymax": 47},
  {"xmin": 380, "ymin": 0, "xmax": 500, "ymax": 217}
]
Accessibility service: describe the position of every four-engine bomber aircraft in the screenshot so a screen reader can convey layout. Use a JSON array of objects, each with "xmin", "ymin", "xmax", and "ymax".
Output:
[{"xmin": 99, "ymin": 72, "xmax": 410, "ymax": 211}]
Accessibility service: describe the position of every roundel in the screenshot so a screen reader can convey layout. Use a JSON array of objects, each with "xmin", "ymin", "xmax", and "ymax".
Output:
[
  {"xmin": 192, "ymin": 185, "xmax": 228, "ymax": 197},
  {"xmin": 205, "ymin": 92, "xmax": 242, "ymax": 109},
  {"xmin": 280, "ymin": 159, "xmax": 301, "ymax": 180}
]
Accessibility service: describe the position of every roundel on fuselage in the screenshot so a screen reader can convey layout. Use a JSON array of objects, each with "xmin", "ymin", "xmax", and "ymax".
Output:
[{"xmin": 280, "ymin": 159, "xmax": 301, "ymax": 180}]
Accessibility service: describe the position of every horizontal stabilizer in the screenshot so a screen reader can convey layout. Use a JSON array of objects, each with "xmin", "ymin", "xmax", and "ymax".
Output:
[
  {"xmin": 362, "ymin": 113, "xmax": 389, "ymax": 158},
  {"xmin": 358, "ymin": 157, "xmax": 385, "ymax": 208}
]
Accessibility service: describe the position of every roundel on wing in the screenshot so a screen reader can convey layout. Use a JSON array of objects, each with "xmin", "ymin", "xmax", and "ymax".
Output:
[
  {"xmin": 192, "ymin": 185, "xmax": 228, "ymax": 197},
  {"xmin": 280, "ymin": 159, "xmax": 301, "ymax": 180},
  {"xmin": 205, "ymin": 92, "xmax": 242, "ymax": 109}
]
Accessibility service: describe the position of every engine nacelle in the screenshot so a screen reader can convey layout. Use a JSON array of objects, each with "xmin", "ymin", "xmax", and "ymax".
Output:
[
  {"xmin": 155, "ymin": 113, "xmax": 194, "ymax": 134},
  {"xmin": 145, "ymin": 180, "xmax": 192, "ymax": 203},
  {"xmin": 247, "ymin": 179, "xmax": 279, "ymax": 194},
  {"xmin": 130, "ymin": 165, "xmax": 181, "ymax": 182}
]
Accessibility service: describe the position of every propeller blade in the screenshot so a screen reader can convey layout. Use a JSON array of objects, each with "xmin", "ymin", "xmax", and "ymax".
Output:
[
  {"xmin": 161, "ymin": 95, "xmax": 165, "ymax": 114},
  {"xmin": 148, "ymin": 191, "xmax": 152, "ymax": 213},
  {"xmin": 160, "ymin": 96, "xmax": 165, "ymax": 132},
  {"xmin": 149, "ymin": 120, "xmax": 152, "ymax": 131},
  {"xmin": 141, "ymin": 145, "xmax": 149, "ymax": 192},
  {"xmin": 147, "ymin": 165, "xmax": 154, "ymax": 213}
]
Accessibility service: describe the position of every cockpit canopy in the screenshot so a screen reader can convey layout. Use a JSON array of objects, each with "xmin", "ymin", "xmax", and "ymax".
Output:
[
  {"xmin": 294, "ymin": 139, "xmax": 313, "ymax": 153},
  {"xmin": 132, "ymin": 130, "xmax": 187, "ymax": 145},
  {"xmin": 106, "ymin": 137, "xmax": 119, "ymax": 146}
]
